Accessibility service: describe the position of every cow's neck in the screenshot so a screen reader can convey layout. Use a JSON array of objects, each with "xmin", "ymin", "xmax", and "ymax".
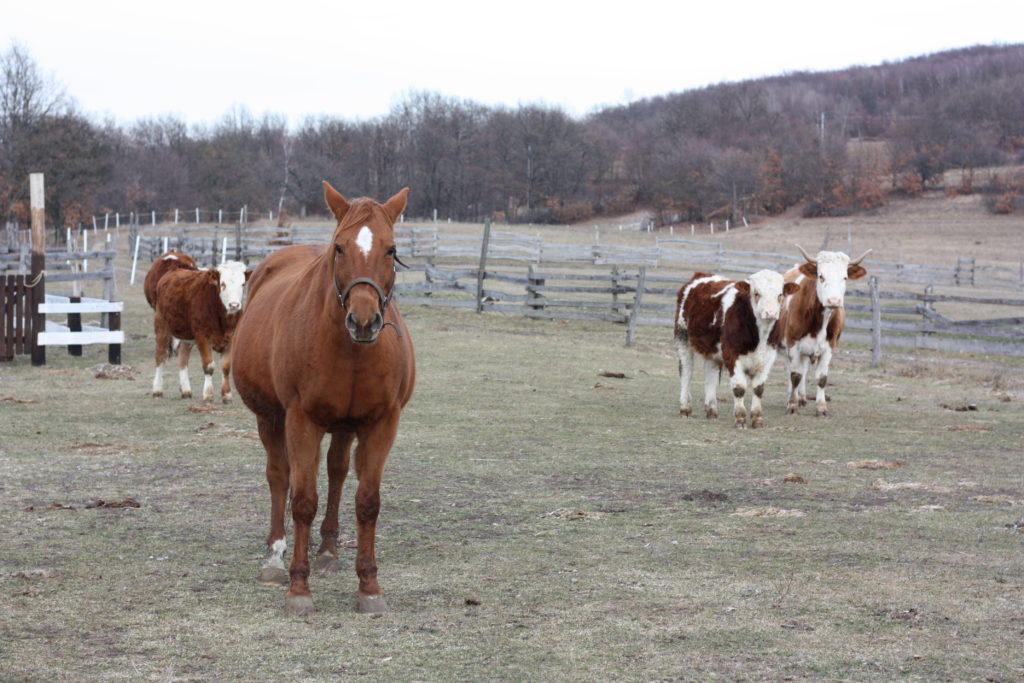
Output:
[{"xmin": 817, "ymin": 305, "xmax": 835, "ymax": 344}]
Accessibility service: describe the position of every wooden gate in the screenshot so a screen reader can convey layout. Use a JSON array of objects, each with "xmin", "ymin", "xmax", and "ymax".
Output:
[{"xmin": 1, "ymin": 274, "xmax": 40, "ymax": 361}]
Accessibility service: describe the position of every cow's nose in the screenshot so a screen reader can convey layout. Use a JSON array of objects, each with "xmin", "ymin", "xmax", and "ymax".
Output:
[
  {"xmin": 228, "ymin": 302, "xmax": 241, "ymax": 312},
  {"xmin": 826, "ymin": 297, "xmax": 842, "ymax": 308},
  {"xmin": 763, "ymin": 310, "xmax": 778, "ymax": 320}
]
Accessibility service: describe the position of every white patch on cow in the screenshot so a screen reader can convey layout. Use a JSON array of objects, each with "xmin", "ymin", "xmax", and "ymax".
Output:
[
  {"xmin": 162, "ymin": 253, "xmax": 179, "ymax": 261},
  {"xmin": 356, "ymin": 226, "xmax": 374, "ymax": 259},
  {"xmin": 216, "ymin": 261, "xmax": 247, "ymax": 312},
  {"xmin": 262, "ymin": 539, "xmax": 287, "ymax": 570},
  {"xmin": 152, "ymin": 363, "xmax": 164, "ymax": 395}
]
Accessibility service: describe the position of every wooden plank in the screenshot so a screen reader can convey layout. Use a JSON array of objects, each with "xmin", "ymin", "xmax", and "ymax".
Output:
[
  {"xmin": 37, "ymin": 330, "xmax": 125, "ymax": 346},
  {"xmin": 38, "ymin": 301, "xmax": 124, "ymax": 314}
]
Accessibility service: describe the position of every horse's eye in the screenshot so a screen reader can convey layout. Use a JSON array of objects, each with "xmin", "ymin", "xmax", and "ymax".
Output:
[
  {"xmin": 334, "ymin": 244, "xmax": 343, "ymax": 255},
  {"xmin": 386, "ymin": 246, "xmax": 397, "ymax": 257}
]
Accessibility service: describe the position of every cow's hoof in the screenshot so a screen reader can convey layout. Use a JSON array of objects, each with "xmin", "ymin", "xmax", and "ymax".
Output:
[
  {"xmin": 787, "ymin": 404, "xmax": 798, "ymax": 415},
  {"xmin": 751, "ymin": 417, "xmax": 765, "ymax": 429},
  {"xmin": 816, "ymin": 408, "xmax": 828, "ymax": 417},
  {"xmin": 356, "ymin": 593, "xmax": 388, "ymax": 614},
  {"xmin": 680, "ymin": 406, "xmax": 692, "ymax": 417},
  {"xmin": 705, "ymin": 408, "xmax": 718, "ymax": 419},
  {"xmin": 258, "ymin": 567, "xmax": 289, "ymax": 587},
  {"xmin": 734, "ymin": 421, "xmax": 747, "ymax": 429},
  {"xmin": 798, "ymin": 399, "xmax": 807, "ymax": 408},
  {"xmin": 312, "ymin": 554, "xmax": 341, "ymax": 574},
  {"xmin": 180, "ymin": 391, "xmax": 192, "ymax": 399},
  {"xmin": 152, "ymin": 391, "xmax": 163, "ymax": 399},
  {"xmin": 285, "ymin": 595, "xmax": 315, "ymax": 616}
]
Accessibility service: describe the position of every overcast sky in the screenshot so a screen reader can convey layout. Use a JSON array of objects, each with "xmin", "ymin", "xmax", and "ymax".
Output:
[{"xmin": 5, "ymin": 0, "xmax": 1021, "ymax": 128}]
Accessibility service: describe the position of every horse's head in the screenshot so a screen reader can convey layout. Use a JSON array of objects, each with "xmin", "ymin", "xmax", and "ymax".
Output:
[{"xmin": 324, "ymin": 181, "xmax": 409, "ymax": 344}]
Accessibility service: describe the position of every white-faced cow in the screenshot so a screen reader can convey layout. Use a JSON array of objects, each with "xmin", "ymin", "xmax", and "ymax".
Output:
[
  {"xmin": 675, "ymin": 270, "xmax": 799, "ymax": 428},
  {"xmin": 151, "ymin": 261, "xmax": 249, "ymax": 403},
  {"xmin": 777, "ymin": 246, "xmax": 870, "ymax": 416}
]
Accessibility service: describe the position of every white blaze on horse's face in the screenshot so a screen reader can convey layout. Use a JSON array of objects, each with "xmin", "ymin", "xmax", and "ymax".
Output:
[
  {"xmin": 217, "ymin": 261, "xmax": 247, "ymax": 313},
  {"xmin": 356, "ymin": 226, "xmax": 373, "ymax": 259},
  {"xmin": 746, "ymin": 269, "xmax": 787, "ymax": 321},
  {"xmin": 812, "ymin": 251, "xmax": 852, "ymax": 309}
]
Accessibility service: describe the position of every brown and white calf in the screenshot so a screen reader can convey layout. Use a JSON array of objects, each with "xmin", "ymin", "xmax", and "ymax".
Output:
[
  {"xmin": 777, "ymin": 246, "xmax": 870, "ymax": 416},
  {"xmin": 151, "ymin": 261, "xmax": 249, "ymax": 403},
  {"xmin": 675, "ymin": 270, "xmax": 799, "ymax": 428}
]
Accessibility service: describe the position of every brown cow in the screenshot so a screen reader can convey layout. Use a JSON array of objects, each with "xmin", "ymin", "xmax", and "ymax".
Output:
[
  {"xmin": 777, "ymin": 246, "xmax": 870, "ymax": 416},
  {"xmin": 151, "ymin": 261, "xmax": 249, "ymax": 403},
  {"xmin": 675, "ymin": 270, "xmax": 799, "ymax": 428}
]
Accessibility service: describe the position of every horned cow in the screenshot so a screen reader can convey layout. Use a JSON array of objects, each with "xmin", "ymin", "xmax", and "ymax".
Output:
[
  {"xmin": 675, "ymin": 270, "xmax": 799, "ymax": 428},
  {"xmin": 778, "ymin": 246, "xmax": 870, "ymax": 416}
]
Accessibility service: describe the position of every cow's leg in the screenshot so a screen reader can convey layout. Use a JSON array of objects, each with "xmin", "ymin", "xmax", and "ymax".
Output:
[
  {"xmin": 152, "ymin": 318, "xmax": 170, "ymax": 398},
  {"xmin": 676, "ymin": 338, "xmax": 694, "ymax": 416},
  {"xmin": 703, "ymin": 359, "xmax": 719, "ymax": 419},
  {"xmin": 352, "ymin": 414, "xmax": 400, "ymax": 614},
  {"xmin": 219, "ymin": 350, "xmax": 233, "ymax": 404},
  {"xmin": 176, "ymin": 340, "xmax": 192, "ymax": 399},
  {"xmin": 313, "ymin": 431, "xmax": 354, "ymax": 574},
  {"xmin": 730, "ymin": 372, "xmax": 748, "ymax": 428},
  {"xmin": 813, "ymin": 346, "xmax": 834, "ymax": 417},
  {"xmin": 283, "ymin": 411, "xmax": 325, "ymax": 616},
  {"xmin": 257, "ymin": 413, "xmax": 290, "ymax": 588},
  {"xmin": 194, "ymin": 337, "xmax": 216, "ymax": 403},
  {"xmin": 750, "ymin": 349, "xmax": 775, "ymax": 428},
  {"xmin": 797, "ymin": 353, "xmax": 811, "ymax": 408}
]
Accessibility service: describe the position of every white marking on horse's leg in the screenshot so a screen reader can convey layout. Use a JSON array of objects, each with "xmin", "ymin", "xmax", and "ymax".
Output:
[
  {"xmin": 152, "ymin": 363, "xmax": 164, "ymax": 397},
  {"xmin": 703, "ymin": 358, "xmax": 719, "ymax": 418},
  {"xmin": 202, "ymin": 362, "xmax": 215, "ymax": 402},
  {"xmin": 356, "ymin": 226, "xmax": 373, "ymax": 259},
  {"xmin": 262, "ymin": 539, "xmax": 287, "ymax": 570}
]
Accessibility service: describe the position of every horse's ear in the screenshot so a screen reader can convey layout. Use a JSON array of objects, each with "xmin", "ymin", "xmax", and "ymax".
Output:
[
  {"xmin": 384, "ymin": 187, "xmax": 409, "ymax": 223},
  {"xmin": 323, "ymin": 181, "xmax": 350, "ymax": 221}
]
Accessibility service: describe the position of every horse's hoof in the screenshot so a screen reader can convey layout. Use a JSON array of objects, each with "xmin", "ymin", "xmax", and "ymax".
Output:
[
  {"xmin": 221, "ymin": 395, "xmax": 232, "ymax": 404},
  {"xmin": 312, "ymin": 554, "xmax": 341, "ymax": 574},
  {"xmin": 285, "ymin": 595, "xmax": 315, "ymax": 616},
  {"xmin": 258, "ymin": 566, "xmax": 289, "ymax": 587},
  {"xmin": 356, "ymin": 594, "xmax": 388, "ymax": 614}
]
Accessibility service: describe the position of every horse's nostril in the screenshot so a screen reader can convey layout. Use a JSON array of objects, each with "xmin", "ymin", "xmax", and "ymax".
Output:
[{"xmin": 372, "ymin": 313, "xmax": 384, "ymax": 333}]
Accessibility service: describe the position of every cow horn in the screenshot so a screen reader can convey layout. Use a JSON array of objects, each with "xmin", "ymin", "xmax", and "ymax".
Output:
[
  {"xmin": 795, "ymin": 243, "xmax": 816, "ymax": 263},
  {"xmin": 850, "ymin": 248, "xmax": 872, "ymax": 266}
]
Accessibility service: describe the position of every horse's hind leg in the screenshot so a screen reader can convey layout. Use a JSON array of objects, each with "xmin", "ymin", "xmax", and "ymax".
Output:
[
  {"xmin": 313, "ymin": 431, "xmax": 354, "ymax": 574},
  {"xmin": 257, "ymin": 414, "xmax": 290, "ymax": 588}
]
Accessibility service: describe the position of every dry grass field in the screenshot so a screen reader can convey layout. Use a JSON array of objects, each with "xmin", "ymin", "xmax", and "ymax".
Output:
[{"xmin": 1, "ymin": 193, "xmax": 1023, "ymax": 681}]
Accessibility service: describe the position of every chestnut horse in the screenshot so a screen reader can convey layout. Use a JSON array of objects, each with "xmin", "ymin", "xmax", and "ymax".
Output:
[{"xmin": 232, "ymin": 183, "xmax": 415, "ymax": 616}]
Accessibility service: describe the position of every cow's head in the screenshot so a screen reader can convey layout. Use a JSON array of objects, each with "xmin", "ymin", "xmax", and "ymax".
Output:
[
  {"xmin": 795, "ymin": 246, "xmax": 870, "ymax": 309},
  {"xmin": 212, "ymin": 260, "xmax": 248, "ymax": 314},
  {"xmin": 735, "ymin": 269, "xmax": 800, "ymax": 321}
]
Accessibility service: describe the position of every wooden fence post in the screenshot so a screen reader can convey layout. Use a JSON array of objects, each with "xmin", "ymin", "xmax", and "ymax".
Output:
[
  {"xmin": 67, "ymin": 232, "xmax": 82, "ymax": 357},
  {"xmin": 29, "ymin": 173, "xmax": 46, "ymax": 366},
  {"xmin": 527, "ymin": 264, "xmax": 545, "ymax": 312},
  {"xmin": 625, "ymin": 266, "xmax": 646, "ymax": 347},
  {"xmin": 870, "ymin": 275, "xmax": 881, "ymax": 367},
  {"xmin": 610, "ymin": 264, "xmax": 621, "ymax": 313},
  {"xmin": 475, "ymin": 217, "xmax": 492, "ymax": 313}
]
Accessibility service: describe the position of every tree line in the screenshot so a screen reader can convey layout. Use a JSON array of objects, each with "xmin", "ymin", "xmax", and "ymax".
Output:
[{"xmin": 2, "ymin": 43, "xmax": 1022, "ymax": 236}]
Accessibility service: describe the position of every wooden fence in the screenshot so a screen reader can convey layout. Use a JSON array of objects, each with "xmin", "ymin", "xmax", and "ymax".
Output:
[{"xmin": 394, "ymin": 264, "xmax": 1024, "ymax": 358}]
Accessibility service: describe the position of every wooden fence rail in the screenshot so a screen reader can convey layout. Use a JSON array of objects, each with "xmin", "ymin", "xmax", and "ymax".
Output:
[{"xmin": 394, "ymin": 265, "xmax": 1024, "ymax": 357}]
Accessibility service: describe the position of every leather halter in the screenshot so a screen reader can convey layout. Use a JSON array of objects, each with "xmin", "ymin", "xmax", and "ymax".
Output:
[{"xmin": 331, "ymin": 250, "xmax": 403, "ymax": 338}]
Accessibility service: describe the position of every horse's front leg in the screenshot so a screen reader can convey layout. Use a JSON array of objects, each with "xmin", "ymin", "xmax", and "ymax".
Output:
[
  {"xmin": 313, "ymin": 431, "xmax": 354, "ymax": 574},
  {"xmin": 352, "ymin": 415, "xmax": 400, "ymax": 614},
  {"xmin": 283, "ymin": 411, "xmax": 325, "ymax": 616},
  {"xmin": 257, "ymin": 414, "xmax": 289, "ymax": 587}
]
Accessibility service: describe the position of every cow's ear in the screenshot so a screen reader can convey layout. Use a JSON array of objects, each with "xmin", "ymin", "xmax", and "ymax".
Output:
[
  {"xmin": 734, "ymin": 281, "xmax": 750, "ymax": 295},
  {"xmin": 798, "ymin": 262, "xmax": 817, "ymax": 278},
  {"xmin": 847, "ymin": 264, "xmax": 867, "ymax": 280},
  {"xmin": 207, "ymin": 269, "xmax": 219, "ymax": 283},
  {"xmin": 783, "ymin": 281, "xmax": 801, "ymax": 295}
]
